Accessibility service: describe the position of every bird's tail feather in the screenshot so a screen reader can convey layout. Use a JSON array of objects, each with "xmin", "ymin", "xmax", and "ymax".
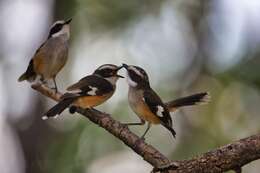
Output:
[
  {"xmin": 42, "ymin": 98, "xmax": 75, "ymax": 120},
  {"xmin": 18, "ymin": 73, "xmax": 28, "ymax": 82},
  {"xmin": 163, "ymin": 124, "xmax": 176, "ymax": 139},
  {"xmin": 166, "ymin": 92, "xmax": 210, "ymax": 112},
  {"xmin": 18, "ymin": 59, "xmax": 36, "ymax": 82}
]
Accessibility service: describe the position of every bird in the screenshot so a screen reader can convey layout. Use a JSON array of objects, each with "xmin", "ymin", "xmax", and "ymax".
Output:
[
  {"xmin": 42, "ymin": 64, "xmax": 124, "ymax": 120},
  {"xmin": 122, "ymin": 63, "xmax": 176, "ymax": 139},
  {"xmin": 18, "ymin": 18, "xmax": 72, "ymax": 92},
  {"xmin": 122, "ymin": 63, "xmax": 210, "ymax": 140}
]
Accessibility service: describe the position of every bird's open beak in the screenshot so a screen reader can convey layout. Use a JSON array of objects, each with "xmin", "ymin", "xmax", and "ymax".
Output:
[
  {"xmin": 115, "ymin": 66, "xmax": 124, "ymax": 78},
  {"xmin": 122, "ymin": 63, "xmax": 129, "ymax": 69},
  {"xmin": 65, "ymin": 18, "xmax": 72, "ymax": 24}
]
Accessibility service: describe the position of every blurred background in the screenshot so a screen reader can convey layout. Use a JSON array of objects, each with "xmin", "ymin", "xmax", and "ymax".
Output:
[{"xmin": 1, "ymin": 0, "xmax": 260, "ymax": 172}]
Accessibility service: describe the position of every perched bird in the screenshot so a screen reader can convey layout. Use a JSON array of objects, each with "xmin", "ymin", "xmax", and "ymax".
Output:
[
  {"xmin": 122, "ymin": 63, "xmax": 176, "ymax": 139},
  {"xmin": 18, "ymin": 18, "xmax": 72, "ymax": 92},
  {"xmin": 122, "ymin": 64, "xmax": 210, "ymax": 140},
  {"xmin": 42, "ymin": 64, "xmax": 124, "ymax": 120}
]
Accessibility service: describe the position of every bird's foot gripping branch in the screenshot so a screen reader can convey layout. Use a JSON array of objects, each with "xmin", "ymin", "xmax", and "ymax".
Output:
[{"xmin": 32, "ymin": 84, "xmax": 260, "ymax": 173}]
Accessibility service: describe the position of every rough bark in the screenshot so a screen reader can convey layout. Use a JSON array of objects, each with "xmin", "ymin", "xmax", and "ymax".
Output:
[
  {"xmin": 153, "ymin": 135, "xmax": 260, "ymax": 173},
  {"xmin": 32, "ymin": 84, "xmax": 260, "ymax": 173}
]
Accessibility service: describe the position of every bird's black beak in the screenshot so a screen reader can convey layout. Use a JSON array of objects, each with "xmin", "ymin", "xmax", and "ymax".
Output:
[
  {"xmin": 65, "ymin": 18, "xmax": 72, "ymax": 24},
  {"xmin": 116, "ymin": 74, "xmax": 124, "ymax": 78},
  {"xmin": 122, "ymin": 63, "xmax": 129, "ymax": 69},
  {"xmin": 116, "ymin": 65, "xmax": 123, "ymax": 71},
  {"xmin": 115, "ymin": 66, "xmax": 124, "ymax": 78}
]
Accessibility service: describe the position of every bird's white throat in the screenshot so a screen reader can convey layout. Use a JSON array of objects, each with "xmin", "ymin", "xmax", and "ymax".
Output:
[
  {"xmin": 52, "ymin": 25, "xmax": 70, "ymax": 39},
  {"xmin": 105, "ymin": 76, "xmax": 119, "ymax": 85},
  {"xmin": 126, "ymin": 73, "xmax": 137, "ymax": 87}
]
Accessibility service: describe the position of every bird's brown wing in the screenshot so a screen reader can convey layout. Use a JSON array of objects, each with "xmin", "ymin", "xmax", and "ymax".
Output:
[
  {"xmin": 18, "ymin": 41, "xmax": 47, "ymax": 82},
  {"xmin": 66, "ymin": 75, "xmax": 114, "ymax": 96},
  {"xmin": 66, "ymin": 75, "xmax": 93, "ymax": 91},
  {"xmin": 143, "ymin": 89, "xmax": 176, "ymax": 138},
  {"xmin": 143, "ymin": 90, "xmax": 171, "ymax": 125}
]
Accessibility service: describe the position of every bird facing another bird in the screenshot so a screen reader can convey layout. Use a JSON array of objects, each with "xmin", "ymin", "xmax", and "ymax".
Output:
[
  {"xmin": 17, "ymin": 19, "xmax": 210, "ymax": 141},
  {"xmin": 42, "ymin": 62, "xmax": 209, "ymax": 140},
  {"xmin": 122, "ymin": 64, "xmax": 209, "ymax": 139},
  {"xmin": 42, "ymin": 64, "xmax": 124, "ymax": 120}
]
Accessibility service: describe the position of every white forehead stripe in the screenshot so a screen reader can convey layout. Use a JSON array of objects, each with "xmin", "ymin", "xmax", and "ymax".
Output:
[
  {"xmin": 51, "ymin": 20, "xmax": 65, "ymax": 28},
  {"xmin": 87, "ymin": 86, "xmax": 98, "ymax": 96},
  {"xmin": 156, "ymin": 106, "xmax": 164, "ymax": 117},
  {"xmin": 129, "ymin": 66, "xmax": 143, "ymax": 77}
]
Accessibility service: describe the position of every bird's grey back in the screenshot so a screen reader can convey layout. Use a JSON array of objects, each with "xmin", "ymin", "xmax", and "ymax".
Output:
[{"xmin": 38, "ymin": 35, "xmax": 69, "ymax": 78}]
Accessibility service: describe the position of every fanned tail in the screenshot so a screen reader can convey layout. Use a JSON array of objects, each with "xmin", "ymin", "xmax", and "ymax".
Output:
[{"xmin": 166, "ymin": 92, "xmax": 210, "ymax": 112}]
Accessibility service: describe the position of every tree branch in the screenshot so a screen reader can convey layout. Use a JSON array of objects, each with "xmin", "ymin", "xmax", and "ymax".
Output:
[
  {"xmin": 31, "ymin": 84, "xmax": 172, "ymax": 168},
  {"xmin": 32, "ymin": 84, "xmax": 260, "ymax": 173},
  {"xmin": 153, "ymin": 135, "xmax": 260, "ymax": 173}
]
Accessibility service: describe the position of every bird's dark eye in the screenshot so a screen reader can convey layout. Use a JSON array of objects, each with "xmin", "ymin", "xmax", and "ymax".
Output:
[{"xmin": 48, "ymin": 24, "xmax": 63, "ymax": 38}]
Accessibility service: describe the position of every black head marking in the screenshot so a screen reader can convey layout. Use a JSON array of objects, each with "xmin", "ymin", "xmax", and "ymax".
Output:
[
  {"xmin": 48, "ymin": 22, "xmax": 64, "ymax": 38},
  {"xmin": 94, "ymin": 64, "xmax": 123, "ymax": 78},
  {"xmin": 47, "ymin": 18, "xmax": 72, "ymax": 39},
  {"xmin": 123, "ymin": 64, "xmax": 150, "ymax": 88}
]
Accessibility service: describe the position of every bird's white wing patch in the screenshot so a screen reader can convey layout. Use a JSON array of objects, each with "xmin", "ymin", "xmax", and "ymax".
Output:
[
  {"xmin": 87, "ymin": 86, "xmax": 98, "ymax": 95},
  {"xmin": 53, "ymin": 114, "xmax": 59, "ymax": 119},
  {"xmin": 42, "ymin": 115, "xmax": 48, "ymax": 120},
  {"xmin": 156, "ymin": 105, "xmax": 164, "ymax": 117},
  {"xmin": 67, "ymin": 89, "xmax": 81, "ymax": 94}
]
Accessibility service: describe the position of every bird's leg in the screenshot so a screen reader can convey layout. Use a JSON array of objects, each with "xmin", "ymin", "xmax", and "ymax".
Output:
[
  {"xmin": 141, "ymin": 123, "xmax": 151, "ymax": 139},
  {"xmin": 52, "ymin": 77, "xmax": 58, "ymax": 93}
]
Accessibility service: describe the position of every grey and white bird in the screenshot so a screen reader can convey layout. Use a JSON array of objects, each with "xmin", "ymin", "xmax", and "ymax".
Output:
[{"xmin": 18, "ymin": 18, "xmax": 72, "ymax": 92}]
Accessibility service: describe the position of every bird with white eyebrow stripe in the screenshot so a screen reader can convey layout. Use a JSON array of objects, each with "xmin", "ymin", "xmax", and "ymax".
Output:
[
  {"xmin": 42, "ymin": 64, "xmax": 124, "ymax": 119},
  {"xmin": 18, "ymin": 18, "xmax": 72, "ymax": 92},
  {"xmin": 122, "ymin": 63, "xmax": 176, "ymax": 139},
  {"xmin": 122, "ymin": 63, "xmax": 210, "ymax": 140}
]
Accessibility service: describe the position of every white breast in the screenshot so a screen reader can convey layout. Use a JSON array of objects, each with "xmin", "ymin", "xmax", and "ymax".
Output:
[
  {"xmin": 126, "ymin": 73, "xmax": 137, "ymax": 87},
  {"xmin": 128, "ymin": 87, "xmax": 143, "ymax": 115}
]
